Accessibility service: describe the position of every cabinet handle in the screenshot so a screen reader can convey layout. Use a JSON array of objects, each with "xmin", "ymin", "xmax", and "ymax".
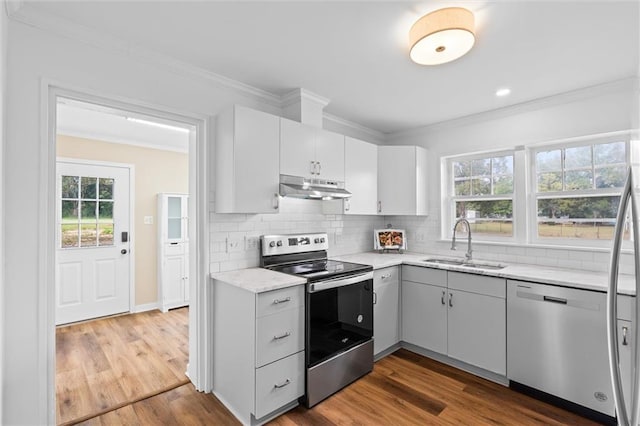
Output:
[
  {"xmin": 273, "ymin": 297, "xmax": 291, "ymax": 304},
  {"xmin": 622, "ymin": 326, "xmax": 628, "ymax": 346},
  {"xmin": 449, "ymin": 293, "xmax": 453, "ymax": 307},
  {"xmin": 441, "ymin": 291, "xmax": 445, "ymax": 305},
  {"xmin": 274, "ymin": 379, "xmax": 291, "ymax": 389},
  {"xmin": 377, "ymin": 201, "xmax": 382, "ymax": 213},
  {"xmin": 543, "ymin": 296, "xmax": 567, "ymax": 305},
  {"xmin": 310, "ymin": 161, "xmax": 316, "ymax": 175},
  {"xmin": 317, "ymin": 161, "xmax": 322, "ymax": 175},
  {"xmin": 273, "ymin": 331, "xmax": 291, "ymax": 340},
  {"xmin": 273, "ymin": 193, "xmax": 279, "ymax": 210},
  {"xmin": 373, "ymin": 291, "xmax": 377, "ymax": 305},
  {"xmin": 345, "ymin": 199, "xmax": 350, "ymax": 212}
]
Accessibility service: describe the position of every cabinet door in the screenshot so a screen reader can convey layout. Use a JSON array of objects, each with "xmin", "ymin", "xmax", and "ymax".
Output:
[
  {"xmin": 374, "ymin": 269, "xmax": 399, "ymax": 355},
  {"xmin": 163, "ymin": 253, "xmax": 185, "ymax": 309},
  {"xmin": 401, "ymin": 280, "xmax": 447, "ymax": 354},
  {"xmin": 280, "ymin": 118, "xmax": 316, "ymax": 178},
  {"xmin": 448, "ymin": 289, "xmax": 506, "ymax": 375},
  {"xmin": 233, "ymin": 107, "xmax": 280, "ymax": 213},
  {"xmin": 378, "ymin": 146, "xmax": 416, "ymax": 215},
  {"xmin": 344, "ymin": 137, "xmax": 377, "ymax": 215},
  {"xmin": 166, "ymin": 195, "xmax": 185, "ymax": 242},
  {"xmin": 315, "ymin": 129, "xmax": 345, "ymax": 182}
]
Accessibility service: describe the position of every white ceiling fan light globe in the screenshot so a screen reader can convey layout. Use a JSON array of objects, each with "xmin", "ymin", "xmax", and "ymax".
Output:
[{"xmin": 409, "ymin": 7, "xmax": 476, "ymax": 66}]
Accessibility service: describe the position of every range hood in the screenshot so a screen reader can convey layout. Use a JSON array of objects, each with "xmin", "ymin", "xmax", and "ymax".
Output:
[{"xmin": 279, "ymin": 174, "xmax": 352, "ymax": 200}]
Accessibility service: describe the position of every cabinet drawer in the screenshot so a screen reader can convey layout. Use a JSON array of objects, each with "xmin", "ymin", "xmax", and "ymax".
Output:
[
  {"xmin": 165, "ymin": 242, "xmax": 184, "ymax": 255},
  {"xmin": 255, "ymin": 351, "xmax": 304, "ymax": 419},
  {"xmin": 402, "ymin": 265, "xmax": 446, "ymax": 287},
  {"xmin": 256, "ymin": 307, "xmax": 304, "ymax": 368},
  {"xmin": 374, "ymin": 266, "xmax": 399, "ymax": 284},
  {"xmin": 448, "ymin": 271, "xmax": 505, "ymax": 298},
  {"xmin": 256, "ymin": 285, "xmax": 304, "ymax": 318}
]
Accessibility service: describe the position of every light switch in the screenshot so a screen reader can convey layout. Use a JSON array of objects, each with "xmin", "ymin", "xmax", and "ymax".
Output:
[{"xmin": 144, "ymin": 216, "xmax": 154, "ymax": 225}]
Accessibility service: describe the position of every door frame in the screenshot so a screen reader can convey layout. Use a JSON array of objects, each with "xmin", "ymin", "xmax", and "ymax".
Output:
[
  {"xmin": 40, "ymin": 81, "xmax": 211, "ymax": 424},
  {"xmin": 56, "ymin": 157, "xmax": 136, "ymax": 317}
]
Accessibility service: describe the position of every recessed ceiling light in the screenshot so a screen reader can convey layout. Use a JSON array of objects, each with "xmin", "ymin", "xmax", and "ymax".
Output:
[{"xmin": 496, "ymin": 88, "xmax": 511, "ymax": 97}]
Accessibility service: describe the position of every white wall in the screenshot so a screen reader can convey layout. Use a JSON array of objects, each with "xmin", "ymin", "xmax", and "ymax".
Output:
[
  {"xmin": 386, "ymin": 79, "xmax": 639, "ymax": 273},
  {"xmin": 0, "ymin": 3, "xmax": 7, "ymax": 422}
]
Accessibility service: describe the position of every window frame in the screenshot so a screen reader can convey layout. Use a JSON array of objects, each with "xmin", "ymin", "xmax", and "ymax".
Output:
[
  {"xmin": 528, "ymin": 136, "xmax": 631, "ymax": 248},
  {"xmin": 443, "ymin": 149, "xmax": 517, "ymax": 242}
]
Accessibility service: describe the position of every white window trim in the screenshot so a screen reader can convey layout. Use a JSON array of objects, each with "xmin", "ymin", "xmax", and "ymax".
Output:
[
  {"xmin": 528, "ymin": 135, "xmax": 632, "ymax": 248},
  {"xmin": 442, "ymin": 149, "xmax": 516, "ymax": 242}
]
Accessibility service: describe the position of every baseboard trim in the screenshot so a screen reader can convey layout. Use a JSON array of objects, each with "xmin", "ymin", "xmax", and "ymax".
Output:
[{"xmin": 133, "ymin": 302, "xmax": 160, "ymax": 313}]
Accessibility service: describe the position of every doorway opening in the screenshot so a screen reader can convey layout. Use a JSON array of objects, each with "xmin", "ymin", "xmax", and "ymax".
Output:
[{"xmin": 52, "ymin": 95, "xmax": 198, "ymax": 424}]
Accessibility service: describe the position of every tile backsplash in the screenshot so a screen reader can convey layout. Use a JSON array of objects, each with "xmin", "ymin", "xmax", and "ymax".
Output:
[{"xmin": 210, "ymin": 201, "xmax": 631, "ymax": 275}]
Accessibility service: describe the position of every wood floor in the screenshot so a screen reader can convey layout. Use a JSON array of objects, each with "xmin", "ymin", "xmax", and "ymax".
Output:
[
  {"xmin": 56, "ymin": 308, "xmax": 190, "ymax": 425},
  {"xmin": 60, "ymin": 309, "xmax": 603, "ymax": 425}
]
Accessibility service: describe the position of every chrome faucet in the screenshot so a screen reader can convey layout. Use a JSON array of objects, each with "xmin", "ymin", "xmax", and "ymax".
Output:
[{"xmin": 451, "ymin": 218, "xmax": 473, "ymax": 261}]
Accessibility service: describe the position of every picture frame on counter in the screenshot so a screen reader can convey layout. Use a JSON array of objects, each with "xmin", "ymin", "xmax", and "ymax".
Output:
[{"xmin": 374, "ymin": 229, "xmax": 406, "ymax": 253}]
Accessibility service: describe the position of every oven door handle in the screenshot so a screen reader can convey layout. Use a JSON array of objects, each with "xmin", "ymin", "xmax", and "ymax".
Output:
[{"xmin": 308, "ymin": 271, "xmax": 373, "ymax": 293}]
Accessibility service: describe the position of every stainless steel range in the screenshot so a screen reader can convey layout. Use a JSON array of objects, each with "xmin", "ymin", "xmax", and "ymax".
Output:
[{"xmin": 260, "ymin": 233, "xmax": 374, "ymax": 407}]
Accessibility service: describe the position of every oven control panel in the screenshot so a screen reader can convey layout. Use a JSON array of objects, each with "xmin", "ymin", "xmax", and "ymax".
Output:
[{"xmin": 261, "ymin": 233, "xmax": 329, "ymax": 256}]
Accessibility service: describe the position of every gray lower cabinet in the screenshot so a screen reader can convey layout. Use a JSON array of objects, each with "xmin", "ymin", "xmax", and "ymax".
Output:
[
  {"xmin": 212, "ymin": 282, "xmax": 305, "ymax": 425},
  {"xmin": 373, "ymin": 266, "xmax": 400, "ymax": 355},
  {"xmin": 401, "ymin": 266, "xmax": 506, "ymax": 375}
]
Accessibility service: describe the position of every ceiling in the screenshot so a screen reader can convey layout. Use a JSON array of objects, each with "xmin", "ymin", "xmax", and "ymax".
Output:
[{"xmin": 21, "ymin": 1, "xmax": 640, "ymax": 135}]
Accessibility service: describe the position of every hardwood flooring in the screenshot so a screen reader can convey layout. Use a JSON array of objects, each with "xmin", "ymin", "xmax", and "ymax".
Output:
[
  {"xmin": 60, "ymin": 309, "xmax": 602, "ymax": 425},
  {"xmin": 56, "ymin": 308, "xmax": 189, "ymax": 425}
]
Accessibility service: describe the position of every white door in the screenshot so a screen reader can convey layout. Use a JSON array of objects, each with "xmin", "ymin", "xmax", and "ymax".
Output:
[{"xmin": 56, "ymin": 161, "xmax": 131, "ymax": 325}]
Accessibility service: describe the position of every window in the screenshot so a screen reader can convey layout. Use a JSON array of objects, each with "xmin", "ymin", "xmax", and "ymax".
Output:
[
  {"xmin": 60, "ymin": 175, "xmax": 115, "ymax": 248},
  {"xmin": 533, "ymin": 140, "xmax": 628, "ymax": 241},
  {"xmin": 449, "ymin": 153, "xmax": 514, "ymax": 238}
]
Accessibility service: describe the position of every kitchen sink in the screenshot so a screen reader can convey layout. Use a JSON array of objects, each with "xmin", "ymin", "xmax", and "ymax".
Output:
[{"xmin": 422, "ymin": 257, "xmax": 506, "ymax": 270}]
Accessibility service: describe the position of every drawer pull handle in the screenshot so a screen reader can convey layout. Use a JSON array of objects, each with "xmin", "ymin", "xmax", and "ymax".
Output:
[
  {"xmin": 273, "ymin": 297, "xmax": 291, "ymax": 305},
  {"xmin": 274, "ymin": 379, "xmax": 291, "ymax": 389},
  {"xmin": 273, "ymin": 332, "xmax": 291, "ymax": 340},
  {"xmin": 622, "ymin": 326, "xmax": 628, "ymax": 346},
  {"xmin": 543, "ymin": 296, "xmax": 567, "ymax": 305}
]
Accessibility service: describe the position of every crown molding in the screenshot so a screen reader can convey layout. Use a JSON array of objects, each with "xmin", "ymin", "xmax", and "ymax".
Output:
[
  {"xmin": 281, "ymin": 88, "xmax": 330, "ymax": 109},
  {"xmin": 323, "ymin": 112, "xmax": 386, "ymax": 143},
  {"xmin": 389, "ymin": 77, "xmax": 639, "ymax": 141},
  {"xmin": 6, "ymin": 3, "xmax": 282, "ymax": 107}
]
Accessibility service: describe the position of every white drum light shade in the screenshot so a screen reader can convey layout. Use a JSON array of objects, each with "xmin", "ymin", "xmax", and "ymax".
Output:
[{"xmin": 409, "ymin": 7, "xmax": 475, "ymax": 65}]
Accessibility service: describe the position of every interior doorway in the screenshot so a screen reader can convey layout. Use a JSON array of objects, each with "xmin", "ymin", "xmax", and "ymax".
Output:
[{"xmin": 51, "ymin": 95, "xmax": 199, "ymax": 423}]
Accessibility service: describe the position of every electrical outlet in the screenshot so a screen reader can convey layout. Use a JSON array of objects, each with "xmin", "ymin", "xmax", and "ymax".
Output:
[
  {"xmin": 245, "ymin": 236, "xmax": 259, "ymax": 250},
  {"xmin": 143, "ymin": 216, "xmax": 154, "ymax": 225},
  {"xmin": 226, "ymin": 238, "xmax": 243, "ymax": 253}
]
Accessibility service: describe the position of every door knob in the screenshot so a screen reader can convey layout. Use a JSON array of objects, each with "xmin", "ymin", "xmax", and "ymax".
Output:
[{"xmin": 121, "ymin": 249, "xmax": 128, "ymax": 254}]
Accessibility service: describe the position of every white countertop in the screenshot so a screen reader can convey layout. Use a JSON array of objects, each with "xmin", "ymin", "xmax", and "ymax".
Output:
[
  {"xmin": 210, "ymin": 252, "xmax": 636, "ymax": 296},
  {"xmin": 334, "ymin": 251, "xmax": 637, "ymax": 296},
  {"xmin": 211, "ymin": 267, "xmax": 306, "ymax": 293}
]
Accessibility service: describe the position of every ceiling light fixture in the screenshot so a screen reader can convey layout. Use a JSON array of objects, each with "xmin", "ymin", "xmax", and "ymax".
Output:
[
  {"xmin": 409, "ymin": 7, "xmax": 475, "ymax": 66},
  {"xmin": 125, "ymin": 117, "xmax": 190, "ymax": 133},
  {"xmin": 496, "ymin": 88, "xmax": 511, "ymax": 97}
]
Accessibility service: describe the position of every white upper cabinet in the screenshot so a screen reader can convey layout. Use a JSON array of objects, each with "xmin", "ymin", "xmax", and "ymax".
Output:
[
  {"xmin": 377, "ymin": 145, "xmax": 428, "ymax": 215},
  {"xmin": 280, "ymin": 118, "xmax": 345, "ymax": 182},
  {"xmin": 215, "ymin": 105, "xmax": 280, "ymax": 213},
  {"xmin": 344, "ymin": 136, "xmax": 378, "ymax": 215}
]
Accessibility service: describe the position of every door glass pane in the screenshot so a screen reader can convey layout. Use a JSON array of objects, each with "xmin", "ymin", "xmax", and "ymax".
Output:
[
  {"xmin": 81, "ymin": 201, "xmax": 97, "ymax": 220},
  {"xmin": 61, "ymin": 176, "xmax": 79, "ymax": 198},
  {"xmin": 98, "ymin": 201, "xmax": 113, "ymax": 219},
  {"xmin": 168, "ymin": 197, "xmax": 181, "ymax": 218},
  {"xmin": 99, "ymin": 178, "xmax": 114, "ymax": 200},
  {"xmin": 168, "ymin": 218, "xmax": 182, "ymax": 239},
  {"xmin": 61, "ymin": 224, "xmax": 79, "ymax": 248},
  {"xmin": 99, "ymin": 223, "xmax": 114, "ymax": 246},
  {"xmin": 80, "ymin": 223, "xmax": 98, "ymax": 246},
  {"xmin": 62, "ymin": 200, "xmax": 79, "ymax": 221},
  {"xmin": 81, "ymin": 177, "xmax": 97, "ymax": 199}
]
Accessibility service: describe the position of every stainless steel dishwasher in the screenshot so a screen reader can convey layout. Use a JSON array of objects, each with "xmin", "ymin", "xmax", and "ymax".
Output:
[{"xmin": 507, "ymin": 279, "xmax": 615, "ymax": 416}]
